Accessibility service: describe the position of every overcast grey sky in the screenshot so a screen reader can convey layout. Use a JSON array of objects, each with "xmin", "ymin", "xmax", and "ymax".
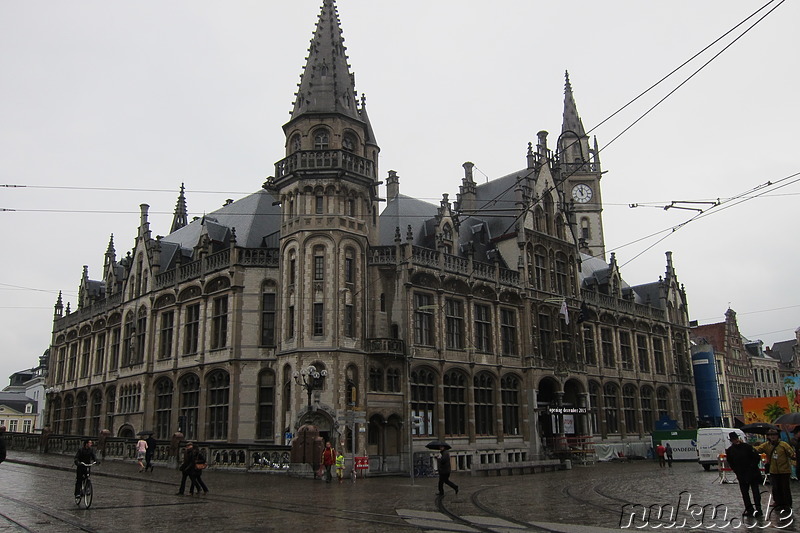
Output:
[{"xmin": 1, "ymin": 1, "xmax": 798, "ymax": 386}]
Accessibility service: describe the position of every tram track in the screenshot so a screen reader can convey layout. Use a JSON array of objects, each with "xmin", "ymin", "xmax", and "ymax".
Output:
[{"xmin": 0, "ymin": 493, "xmax": 101, "ymax": 533}]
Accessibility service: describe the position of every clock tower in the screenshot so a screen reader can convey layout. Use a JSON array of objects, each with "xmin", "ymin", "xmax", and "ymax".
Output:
[{"xmin": 559, "ymin": 71, "xmax": 606, "ymax": 260}]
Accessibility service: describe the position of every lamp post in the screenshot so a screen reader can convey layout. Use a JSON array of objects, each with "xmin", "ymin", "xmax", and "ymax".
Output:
[{"xmin": 293, "ymin": 365, "xmax": 327, "ymax": 409}]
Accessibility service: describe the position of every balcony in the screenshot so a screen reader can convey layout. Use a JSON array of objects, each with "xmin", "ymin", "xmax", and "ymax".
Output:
[
  {"xmin": 366, "ymin": 338, "xmax": 406, "ymax": 357},
  {"xmin": 274, "ymin": 150, "xmax": 375, "ymax": 180}
]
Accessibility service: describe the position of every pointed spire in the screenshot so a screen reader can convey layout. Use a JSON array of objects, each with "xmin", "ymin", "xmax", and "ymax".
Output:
[
  {"xmin": 359, "ymin": 93, "xmax": 379, "ymax": 146},
  {"xmin": 171, "ymin": 183, "xmax": 188, "ymax": 233},
  {"xmin": 54, "ymin": 291, "xmax": 63, "ymax": 318},
  {"xmin": 106, "ymin": 234, "xmax": 115, "ymax": 255},
  {"xmin": 562, "ymin": 71, "xmax": 586, "ymax": 137},
  {"xmin": 290, "ymin": 0, "xmax": 360, "ymax": 122}
]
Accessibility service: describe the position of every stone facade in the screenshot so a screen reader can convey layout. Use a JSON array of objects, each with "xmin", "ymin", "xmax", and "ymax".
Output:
[{"xmin": 45, "ymin": 0, "xmax": 696, "ymax": 471}]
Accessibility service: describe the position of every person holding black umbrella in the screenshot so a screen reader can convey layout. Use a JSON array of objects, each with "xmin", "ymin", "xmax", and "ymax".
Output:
[{"xmin": 437, "ymin": 446, "xmax": 458, "ymax": 496}]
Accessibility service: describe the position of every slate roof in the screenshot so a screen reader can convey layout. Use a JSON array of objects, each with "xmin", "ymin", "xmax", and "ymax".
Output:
[
  {"xmin": 770, "ymin": 339, "xmax": 797, "ymax": 364},
  {"xmin": 161, "ymin": 189, "xmax": 281, "ymax": 264},
  {"xmin": 0, "ymin": 391, "xmax": 37, "ymax": 412}
]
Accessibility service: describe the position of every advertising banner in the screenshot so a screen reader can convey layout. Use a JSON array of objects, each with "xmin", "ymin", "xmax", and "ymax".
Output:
[
  {"xmin": 662, "ymin": 439, "xmax": 697, "ymax": 461},
  {"xmin": 784, "ymin": 376, "xmax": 800, "ymax": 413},
  {"xmin": 742, "ymin": 396, "xmax": 789, "ymax": 424}
]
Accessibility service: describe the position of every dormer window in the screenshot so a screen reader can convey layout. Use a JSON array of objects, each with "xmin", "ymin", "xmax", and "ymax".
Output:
[{"xmin": 314, "ymin": 130, "xmax": 329, "ymax": 150}]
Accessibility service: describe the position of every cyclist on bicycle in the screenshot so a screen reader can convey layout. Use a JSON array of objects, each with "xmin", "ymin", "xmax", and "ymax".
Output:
[{"xmin": 74, "ymin": 439, "xmax": 97, "ymax": 498}]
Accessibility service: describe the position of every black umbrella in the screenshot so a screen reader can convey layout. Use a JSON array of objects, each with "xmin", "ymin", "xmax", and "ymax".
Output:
[
  {"xmin": 425, "ymin": 440, "xmax": 451, "ymax": 450},
  {"xmin": 137, "ymin": 430, "xmax": 154, "ymax": 436},
  {"xmin": 740, "ymin": 422, "xmax": 778, "ymax": 435},
  {"xmin": 774, "ymin": 412, "xmax": 800, "ymax": 426}
]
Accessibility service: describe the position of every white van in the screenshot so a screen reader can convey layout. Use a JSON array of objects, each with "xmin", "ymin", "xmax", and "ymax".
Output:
[{"xmin": 696, "ymin": 427, "xmax": 746, "ymax": 470}]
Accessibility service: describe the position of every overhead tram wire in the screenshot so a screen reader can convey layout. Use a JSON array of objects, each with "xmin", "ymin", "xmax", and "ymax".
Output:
[
  {"xmin": 480, "ymin": 2, "xmax": 786, "ymax": 246},
  {"xmin": 611, "ymin": 170, "xmax": 800, "ymax": 267},
  {"xmin": 597, "ymin": 0, "xmax": 786, "ymax": 154},
  {"xmin": 585, "ymin": 0, "xmax": 781, "ymax": 138}
]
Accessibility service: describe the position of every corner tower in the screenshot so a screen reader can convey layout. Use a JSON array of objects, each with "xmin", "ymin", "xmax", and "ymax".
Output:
[
  {"xmin": 559, "ymin": 71, "xmax": 606, "ymax": 260},
  {"xmin": 269, "ymin": 0, "xmax": 379, "ymax": 354}
]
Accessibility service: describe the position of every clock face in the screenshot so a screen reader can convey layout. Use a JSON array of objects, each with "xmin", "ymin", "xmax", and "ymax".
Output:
[{"xmin": 571, "ymin": 183, "xmax": 593, "ymax": 204}]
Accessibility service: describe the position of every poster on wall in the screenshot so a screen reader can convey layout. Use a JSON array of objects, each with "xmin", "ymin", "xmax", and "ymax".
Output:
[
  {"xmin": 563, "ymin": 415, "xmax": 575, "ymax": 434},
  {"xmin": 742, "ymin": 396, "xmax": 790, "ymax": 424},
  {"xmin": 784, "ymin": 376, "xmax": 800, "ymax": 413}
]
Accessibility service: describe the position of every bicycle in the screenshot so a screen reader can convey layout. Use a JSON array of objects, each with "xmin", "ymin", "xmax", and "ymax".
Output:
[{"xmin": 75, "ymin": 462, "xmax": 97, "ymax": 509}]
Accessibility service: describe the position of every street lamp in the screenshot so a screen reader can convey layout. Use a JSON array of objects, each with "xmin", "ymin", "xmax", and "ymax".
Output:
[{"xmin": 293, "ymin": 365, "xmax": 328, "ymax": 409}]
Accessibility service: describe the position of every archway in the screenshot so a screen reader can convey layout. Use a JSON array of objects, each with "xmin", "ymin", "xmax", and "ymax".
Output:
[
  {"xmin": 117, "ymin": 424, "xmax": 135, "ymax": 439},
  {"xmin": 297, "ymin": 408, "xmax": 334, "ymax": 445},
  {"xmin": 563, "ymin": 378, "xmax": 587, "ymax": 435},
  {"xmin": 537, "ymin": 377, "xmax": 561, "ymax": 453}
]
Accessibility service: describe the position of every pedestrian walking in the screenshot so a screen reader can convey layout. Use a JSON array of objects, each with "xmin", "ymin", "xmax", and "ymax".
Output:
[
  {"xmin": 437, "ymin": 446, "xmax": 458, "ymax": 496},
  {"xmin": 655, "ymin": 443, "xmax": 666, "ymax": 468},
  {"xmin": 176, "ymin": 442, "xmax": 197, "ymax": 495},
  {"xmin": 726, "ymin": 432, "xmax": 763, "ymax": 517},
  {"xmin": 144, "ymin": 434, "xmax": 156, "ymax": 472},
  {"xmin": 665, "ymin": 443, "xmax": 674, "ymax": 468},
  {"xmin": 0, "ymin": 426, "xmax": 7, "ymax": 465},
  {"xmin": 74, "ymin": 439, "xmax": 97, "ymax": 499},
  {"xmin": 135, "ymin": 436, "xmax": 147, "ymax": 472},
  {"xmin": 190, "ymin": 449, "xmax": 209, "ymax": 496},
  {"xmin": 755, "ymin": 428, "xmax": 795, "ymax": 514},
  {"xmin": 335, "ymin": 451, "xmax": 345, "ymax": 483},
  {"xmin": 321, "ymin": 441, "xmax": 336, "ymax": 483}
]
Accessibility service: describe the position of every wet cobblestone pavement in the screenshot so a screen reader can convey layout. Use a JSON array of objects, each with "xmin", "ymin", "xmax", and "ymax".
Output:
[{"xmin": 1, "ymin": 451, "xmax": 799, "ymax": 532}]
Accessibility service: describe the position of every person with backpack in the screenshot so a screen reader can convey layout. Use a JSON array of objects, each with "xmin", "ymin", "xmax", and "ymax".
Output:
[{"xmin": 755, "ymin": 429, "xmax": 795, "ymax": 514}]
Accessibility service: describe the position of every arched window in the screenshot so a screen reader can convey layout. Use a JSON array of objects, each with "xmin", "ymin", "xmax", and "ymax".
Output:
[
  {"xmin": 680, "ymin": 389, "xmax": 695, "ymax": 429},
  {"xmin": 122, "ymin": 312, "xmax": 135, "ymax": 366},
  {"xmin": 369, "ymin": 367, "xmax": 384, "ymax": 392},
  {"xmin": 135, "ymin": 307, "xmax": 147, "ymax": 364},
  {"xmin": 261, "ymin": 285, "xmax": 277, "ymax": 347},
  {"xmin": 105, "ymin": 386, "xmax": 116, "ymax": 433},
  {"xmin": 346, "ymin": 365, "xmax": 359, "ymax": 407},
  {"xmin": 155, "ymin": 378, "xmax": 174, "ymax": 439},
  {"xmin": 640, "ymin": 386, "xmax": 654, "ymax": 433},
  {"xmin": 474, "ymin": 373, "xmax": 495, "ymax": 436},
  {"xmin": 534, "ymin": 247, "xmax": 547, "ymax": 291},
  {"xmin": 410, "ymin": 368, "xmax": 436, "ymax": 436},
  {"xmin": 386, "ymin": 367, "xmax": 400, "ymax": 393},
  {"xmin": 580, "ymin": 218, "xmax": 590, "ymax": 241},
  {"xmin": 501, "ymin": 375, "xmax": 520, "ymax": 435},
  {"xmin": 314, "ymin": 129, "xmax": 329, "ymax": 150},
  {"xmin": 622, "ymin": 385, "xmax": 637, "ymax": 436},
  {"xmin": 443, "ymin": 370, "xmax": 467, "ymax": 436},
  {"xmin": 257, "ymin": 370, "xmax": 276, "ymax": 441},
  {"xmin": 603, "ymin": 383, "xmax": 619, "ymax": 434},
  {"xmin": 657, "ymin": 387, "xmax": 670, "ymax": 421},
  {"xmin": 207, "ymin": 370, "xmax": 230, "ymax": 440},
  {"xmin": 90, "ymin": 390, "xmax": 102, "ymax": 436},
  {"xmin": 291, "ymin": 134, "xmax": 301, "ymax": 153},
  {"xmin": 63, "ymin": 394, "xmax": 75, "ymax": 435},
  {"xmin": 554, "ymin": 253, "xmax": 568, "ymax": 295},
  {"xmin": 179, "ymin": 374, "xmax": 200, "ymax": 441},
  {"xmin": 52, "ymin": 396, "xmax": 63, "ymax": 434},
  {"xmin": 76, "ymin": 392, "xmax": 88, "ymax": 436}
]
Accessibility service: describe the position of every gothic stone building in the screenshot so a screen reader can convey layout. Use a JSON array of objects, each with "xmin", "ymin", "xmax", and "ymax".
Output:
[{"xmin": 46, "ymin": 0, "xmax": 696, "ymax": 471}]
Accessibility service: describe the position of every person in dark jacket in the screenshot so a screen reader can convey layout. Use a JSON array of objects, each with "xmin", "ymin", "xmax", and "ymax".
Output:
[
  {"xmin": 176, "ymin": 442, "xmax": 197, "ymax": 495},
  {"xmin": 144, "ymin": 434, "xmax": 157, "ymax": 472},
  {"xmin": 0, "ymin": 426, "xmax": 7, "ymax": 464},
  {"xmin": 74, "ymin": 439, "xmax": 98, "ymax": 498},
  {"xmin": 189, "ymin": 450, "xmax": 209, "ymax": 495},
  {"xmin": 437, "ymin": 446, "xmax": 458, "ymax": 496},
  {"xmin": 726, "ymin": 432, "xmax": 763, "ymax": 517}
]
